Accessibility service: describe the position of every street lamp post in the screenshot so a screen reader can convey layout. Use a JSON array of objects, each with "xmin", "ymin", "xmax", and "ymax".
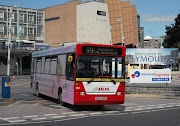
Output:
[
  {"xmin": 17, "ymin": 5, "xmax": 20, "ymax": 49},
  {"xmin": 117, "ymin": 18, "xmax": 124, "ymax": 46},
  {"xmin": 160, "ymin": 37, "xmax": 162, "ymax": 48},
  {"xmin": 120, "ymin": 18, "xmax": 124, "ymax": 46},
  {"xmin": 7, "ymin": 9, "xmax": 12, "ymax": 80}
]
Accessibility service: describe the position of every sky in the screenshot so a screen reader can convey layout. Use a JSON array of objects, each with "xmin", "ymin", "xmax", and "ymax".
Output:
[{"xmin": 0, "ymin": 0, "xmax": 179, "ymax": 38}]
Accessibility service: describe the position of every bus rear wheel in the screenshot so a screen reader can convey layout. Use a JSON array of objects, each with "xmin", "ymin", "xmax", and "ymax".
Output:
[
  {"xmin": 36, "ymin": 84, "xmax": 40, "ymax": 97},
  {"xmin": 58, "ymin": 90, "xmax": 64, "ymax": 106}
]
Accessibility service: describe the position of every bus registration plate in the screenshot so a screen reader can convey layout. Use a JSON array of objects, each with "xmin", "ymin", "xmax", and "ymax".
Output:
[{"xmin": 95, "ymin": 97, "xmax": 107, "ymax": 100}]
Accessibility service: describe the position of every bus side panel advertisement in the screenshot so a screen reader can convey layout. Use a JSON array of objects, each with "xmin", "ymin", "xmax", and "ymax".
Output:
[{"xmin": 130, "ymin": 69, "xmax": 171, "ymax": 83}]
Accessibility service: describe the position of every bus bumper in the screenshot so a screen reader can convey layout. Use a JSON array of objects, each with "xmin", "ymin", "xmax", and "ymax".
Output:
[{"xmin": 74, "ymin": 92, "xmax": 125, "ymax": 105}]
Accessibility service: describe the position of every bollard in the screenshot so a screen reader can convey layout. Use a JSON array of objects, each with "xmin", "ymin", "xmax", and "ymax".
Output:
[{"xmin": 2, "ymin": 77, "xmax": 11, "ymax": 98}]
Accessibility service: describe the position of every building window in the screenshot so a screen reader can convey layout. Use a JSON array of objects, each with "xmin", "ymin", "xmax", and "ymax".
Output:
[
  {"xmin": 20, "ymin": 27, "xmax": 24, "ymax": 36},
  {"xmin": 0, "ymin": 25, "xmax": 3, "ymax": 35},
  {"xmin": 0, "ymin": 12, "xmax": 4, "ymax": 21},
  {"xmin": 28, "ymin": 28, "xmax": 33, "ymax": 36},
  {"xmin": 28, "ymin": 15, "xmax": 34, "ymax": 24},
  {"xmin": 8, "ymin": 12, "xmax": 14, "ymax": 22},
  {"xmin": 11, "ymin": 27, "xmax": 15, "ymax": 36},
  {"xmin": 19, "ymin": 14, "xmax": 24, "ymax": 23}
]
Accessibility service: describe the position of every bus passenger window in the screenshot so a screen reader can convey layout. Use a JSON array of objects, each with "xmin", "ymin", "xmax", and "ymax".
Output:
[
  {"xmin": 50, "ymin": 57, "xmax": 57, "ymax": 75},
  {"xmin": 36, "ymin": 58, "xmax": 42, "ymax": 73},
  {"xmin": 44, "ymin": 57, "xmax": 50, "ymax": 74},
  {"xmin": 66, "ymin": 54, "xmax": 75, "ymax": 81}
]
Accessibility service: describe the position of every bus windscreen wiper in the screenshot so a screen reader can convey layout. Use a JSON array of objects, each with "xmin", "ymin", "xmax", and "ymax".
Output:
[{"xmin": 88, "ymin": 73, "xmax": 99, "ymax": 84}]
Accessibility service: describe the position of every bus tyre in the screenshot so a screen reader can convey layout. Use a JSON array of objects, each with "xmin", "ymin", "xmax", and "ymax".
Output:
[
  {"xmin": 58, "ymin": 91, "xmax": 64, "ymax": 106},
  {"xmin": 36, "ymin": 84, "xmax": 40, "ymax": 97},
  {"xmin": 94, "ymin": 105, "xmax": 104, "ymax": 110}
]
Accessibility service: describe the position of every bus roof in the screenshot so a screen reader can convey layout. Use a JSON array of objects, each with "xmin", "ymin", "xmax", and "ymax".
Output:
[
  {"xmin": 32, "ymin": 44, "xmax": 76, "ymax": 58},
  {"xmin": 32, "ymin": 43, "xmax": 126, "ymax": 58}
]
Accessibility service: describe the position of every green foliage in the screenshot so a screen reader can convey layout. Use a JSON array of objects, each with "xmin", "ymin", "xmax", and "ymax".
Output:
[{"xmin": 164, "ymin": 13, "xmax": 180, "ymax": 49}]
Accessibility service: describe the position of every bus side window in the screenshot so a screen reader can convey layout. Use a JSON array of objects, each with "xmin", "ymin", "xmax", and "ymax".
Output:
[
  {"xmin": 36, "ymin": 58, "xmax": 42, "ymax": 73},
  {"xmin": 57, "ymin": 54, "xmax": 66, "ymax": 76},
  {"xmin": 44, "ymin": 57, "xmax": 50, "ymax": 74},
  {"xmin": 41, "ymin": 57, "xmax": 45, "ymax": 73},
  {"xmin": 50, "ymin": 56, "xmax": 57, "ymax": 75},
  {"xmin": 31, "ymin": 58, "xmax": 34, "ymax": 73},
  {"xmin": 66, "ymin": 53, "xmax": 75, "ymax": 81},
  {"xmin": 34, "ymin": 58, "xmax": 37, "ymax": 73}
]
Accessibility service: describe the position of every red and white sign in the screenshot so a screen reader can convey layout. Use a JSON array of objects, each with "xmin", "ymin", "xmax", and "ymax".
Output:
[{"xmin": 130, "ymin": 69, "xmax": 171, "ymax": 83}]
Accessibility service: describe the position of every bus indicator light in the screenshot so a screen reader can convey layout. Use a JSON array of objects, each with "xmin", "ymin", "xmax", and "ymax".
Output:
[
  {"xmin": 117, "ymin": 92, "xmax": 121, "ymax": 96},
  {"xmin": 80, "ymin": 92, "xmax": 85, "ymax": 96}
]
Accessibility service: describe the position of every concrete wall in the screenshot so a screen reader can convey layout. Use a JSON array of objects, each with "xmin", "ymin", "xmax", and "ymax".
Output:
[
  {"xmin": 43, "ymin": 1, "xmax": 82, "ymax": 47},
  {"xmin": 77, "ymin": 2, "xmax": 111, "ymax": 45},
  {"xmin": 144, "ymin": 39, "xmax": 161, "ymax": 48},
  {"xmin": 126, "ymin": 87, "xmax": 180, "ymax": 96}
]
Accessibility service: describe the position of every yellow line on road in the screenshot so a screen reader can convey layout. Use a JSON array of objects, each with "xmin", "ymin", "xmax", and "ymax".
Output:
[
  {"xmin": 11, "ymin": 83, "xmax": 30, "ymax": 87},
  {"xmin": 7, "ymin": 101, "xmax": 23, "ymax": 106}
]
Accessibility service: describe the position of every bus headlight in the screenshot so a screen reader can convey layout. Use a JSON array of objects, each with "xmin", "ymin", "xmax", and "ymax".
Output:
[
  {"xmin": 80, "ymin": 92, "xmax": 85, "ymax": 96},
  {"xmin": 117, "ymin": 92, "xmax": 121, "ymax": 96}
]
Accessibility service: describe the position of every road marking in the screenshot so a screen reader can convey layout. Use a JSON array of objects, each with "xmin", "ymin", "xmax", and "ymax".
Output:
[
  {"xmin": 158, "ymin": 104, "xmax": 167, "ymax": 106},
  {"xmin": 44, "ymin": 114, "xmax": 57, "ymax": 116},
  {"xmin": 54, "ymin": 116, "xmax": 89, "ymax": 122},
  {"xmin": 19, "ymin": 94, "xmax": 30, "ymax": 96},
  {"xmin": 125, "ymin": 80, "xmax": 130, "ymax": 84},
  {"xmin": 131, "ymin": 110, "xmax": 150, "ymax": 114},
  {"xmin": 147, "ymin": 105, "xmax": 156, "ymax": 107},
  {"xmin": 70, "ymin": 114, "xmax": 86, "ymax": 117},
  {"xmin": 90, "ymin": 112, "xmax": 102, "ymax": 115},
  {"xmin": 124, "ymin": 109, "xmax": 132, "ymax": 112},
  {"xmin": 137, "ymin": 106, "xmax": 146, "ymax": 108},
  {"xmin": 2, "ymin": 117, "xmax": 20, "ymax": 120},
  {"xmin": 133, "ymin": 108, "xmax": 145, "ymax": 111},
  {"xmin": 165, "ymin": 105, "xmax": 174, "ymax": 107},
  {"xmin": 8, "ymin": 120, "xmax": 26, "ymax": 123},
  {"xmin": 23, "ymin": 115, "xmax": 39, "ymax": 118},
  {"xmin": 105, "ymin": 111, "xmax": 119, "ymax": 113},
  {"xmin": 11, "ymin": 83, "xmax": 29, "ymax": 87},
  {"xmin": 51, "ymin": 116, "xmax": 66, "ymax": 119},
  {"xmin": 49, "ymin": 105, "xmax": 65, "ymax": 108},
  {"xmin": 31, "ymin": 118, "xmax": 47, "ymax": 121},
  {"xmin": 144, "ymin": 107, "xmax": 154, "ymax": 110},
  {"xmin": 126, "ymin": 107, "xmax": 135, "ymax": 109},
  {"xmin": 151, "ymin": 110, "xmax": 159, "ymax": 112},
  {"xmin": 3, "ymin": 121, "xmax": 53, "ymax": 125},
  {"xmin": 7, "ymin": 101, "xmax": 22, "ymax": 107},
  {"xmin": 62, "ymin": 112, "xmax": 77, "ymax": 114},
  {"xmin": 155, "ymin": 106, "xmax": 165, "ymax": 109}
]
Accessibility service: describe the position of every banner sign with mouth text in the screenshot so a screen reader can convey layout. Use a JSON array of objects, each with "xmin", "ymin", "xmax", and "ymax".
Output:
[
  {"xmin": 130, "ymin": 69, "xmax": 171, "ymax": 83},
  {"xmin": 126, "ymin": 48, "xmax": 179, "ymax": 64}
]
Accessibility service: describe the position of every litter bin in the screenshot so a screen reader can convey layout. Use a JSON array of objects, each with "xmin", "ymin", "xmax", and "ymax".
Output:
[{"xmin": 2, "ymin": 77, "xmax": 11, "ymax": 98}]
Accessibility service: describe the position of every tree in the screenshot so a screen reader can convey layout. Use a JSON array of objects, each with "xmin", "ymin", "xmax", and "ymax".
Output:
[{"xmin": 163, "ymin": 13, "xmax": 180, "ymax": 49}]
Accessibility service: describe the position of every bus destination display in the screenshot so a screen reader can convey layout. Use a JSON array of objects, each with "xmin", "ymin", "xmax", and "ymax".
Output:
[{"xmin": 82, "ymin": 46, "xmax": 122, "ymax": 55}]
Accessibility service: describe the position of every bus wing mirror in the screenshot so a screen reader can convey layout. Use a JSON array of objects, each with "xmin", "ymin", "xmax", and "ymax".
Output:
[{"xmin": 68, "ymin": 56, "xmax": 73, "ymax": 62}]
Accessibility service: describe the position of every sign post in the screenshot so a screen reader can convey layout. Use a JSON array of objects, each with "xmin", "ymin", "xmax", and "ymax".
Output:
[{"xmin": 2, "ymin": 77, "xmax": 11, "ymax": 98}]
